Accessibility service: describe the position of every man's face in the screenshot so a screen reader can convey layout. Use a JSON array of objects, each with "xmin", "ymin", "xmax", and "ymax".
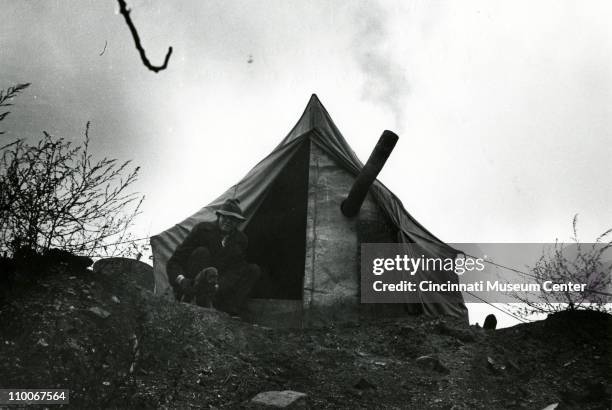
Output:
[
  {"xmin": 206, "ymin": 269, "xmax": 218, "ymax": 285},
  {"xmin": 218, "ymin": 214, "xmax": 241, "ymax": 233}
]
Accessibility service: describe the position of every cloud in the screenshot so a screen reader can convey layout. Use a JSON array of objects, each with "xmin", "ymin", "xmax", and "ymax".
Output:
[{"xmin": 350, "ymin": 3, "xmax": 409, "ymax": 131}]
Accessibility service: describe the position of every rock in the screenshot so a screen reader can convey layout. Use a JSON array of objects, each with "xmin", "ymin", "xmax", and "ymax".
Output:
[
  {"xmin": 486, "ymin": 356, "xmax": 506, "ymax": 374},
  {"xmin": 540, "ymin": 403, "xmax": 558, "ymax": 410},
  {"xmin": 88, "ymin": 306, "xmax": 111, "ymax": 319},
  {"xmin": 37, "ymin": 338, "xmax": 49, "ymax": 347},
  {"xmin": 251, "ymin": 390, "xmax": 307, "ymax": 408},
  {"xmin": 415, "ymin": 355, "xmax": 449, "ymax": 374},
  {"xmin": 486, "ymin": 356, "xmax": 496, "ymax": 371},
  {"xmin": 483, "ymin": 314, "xmax": 497, "ymax": 330},
  {"xmin": 111, "ymin": 296, "xmax": 120, "ymax": 304}
]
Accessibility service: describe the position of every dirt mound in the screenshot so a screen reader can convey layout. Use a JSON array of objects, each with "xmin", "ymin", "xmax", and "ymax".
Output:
[
  {"xmin": 483, "ymin": 310, "xmax": 612, "ymax": 409},
  {"xmin": 92, "ymin": 257, "xmax": 155, "ymax": 291},
  {"xmin": 0, "ymin": 265, "xmax": 610, "ymax": 409},
  {"xmin": 545, "ymin": 309, "xmax": 612, "ymax": 336}
]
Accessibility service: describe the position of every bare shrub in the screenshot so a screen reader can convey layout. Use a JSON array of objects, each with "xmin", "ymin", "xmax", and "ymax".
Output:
[
  {"xmin": 0, "ymin": 83, "xmax": 143, "ymax": 257},
  {"xmin": 514, "ymin": 215, "xmax": 612, "ymax": 317}
]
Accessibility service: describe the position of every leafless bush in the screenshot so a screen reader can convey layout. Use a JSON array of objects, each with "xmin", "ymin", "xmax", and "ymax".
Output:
[
  {"xmin": 0, "ymin": 83, "xmax": 144, "ymax": 257},
  {"xmin": 514, "ymin": 215, "xmax": 612, "ymax": 317}
]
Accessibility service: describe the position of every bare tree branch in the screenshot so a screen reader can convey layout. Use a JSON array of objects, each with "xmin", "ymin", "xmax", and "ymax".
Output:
[
  {"xmin": 99, "ymin": 40, "xmax": 108, "ymax": 56},
  {"xmin": 0, "ymin": 83, "xmax": 31, "ymax": 135},
  {"xmin": 117, "ymin": 0, "xmax": 172, "ymax": 73}
]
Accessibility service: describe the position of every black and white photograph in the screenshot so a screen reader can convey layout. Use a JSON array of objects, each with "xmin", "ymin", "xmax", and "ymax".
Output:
[{"xmin": 1, "ymin": 1, "xmax": 611, "ymax": 408}]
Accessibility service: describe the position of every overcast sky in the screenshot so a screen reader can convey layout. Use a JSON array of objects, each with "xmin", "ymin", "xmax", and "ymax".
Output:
[{"xmin": 2, "ymin": 1, "xmax": 611, "ymax": 324}]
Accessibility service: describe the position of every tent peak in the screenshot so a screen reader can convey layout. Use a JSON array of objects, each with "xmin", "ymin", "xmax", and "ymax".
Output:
[
  {"xmin": 281, "ymin": 94, "xmax": 337, "ymax": 144},
  {"xmin": 304, "ymin": 93, "xmax": 325, "ymax": 113}
]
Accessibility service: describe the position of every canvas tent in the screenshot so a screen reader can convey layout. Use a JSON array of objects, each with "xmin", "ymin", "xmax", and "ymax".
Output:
[{"xmin": 150, "ymin": 95, "xmax": 467, "ymax": 322}]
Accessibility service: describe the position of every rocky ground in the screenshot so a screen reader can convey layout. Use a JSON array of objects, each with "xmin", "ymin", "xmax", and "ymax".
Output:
[{"xmin": 0, "ymin": 262, "xmax": 610, "ymax": 409}]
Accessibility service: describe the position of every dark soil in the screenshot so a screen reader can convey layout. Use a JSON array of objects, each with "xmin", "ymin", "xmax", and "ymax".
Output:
[{"xmin": 0, "ymin": 266, "xmax": 610, "ymax": 409}]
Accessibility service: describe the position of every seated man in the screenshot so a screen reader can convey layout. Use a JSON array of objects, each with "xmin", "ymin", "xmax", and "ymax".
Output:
[{"xmin": 166, "ymin": 199, "xmax": 261, "ymax": 314}]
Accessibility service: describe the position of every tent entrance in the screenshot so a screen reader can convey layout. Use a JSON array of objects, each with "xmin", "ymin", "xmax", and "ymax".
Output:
[{"xmin": 245, "ymin": 139, "xmax": 311, "ymax": 300}]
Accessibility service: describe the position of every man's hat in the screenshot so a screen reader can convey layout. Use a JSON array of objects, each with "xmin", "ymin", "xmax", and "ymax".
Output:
[{"xmin": 215, "ymin": 198, "xmax": 246, "ymax": 221}]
